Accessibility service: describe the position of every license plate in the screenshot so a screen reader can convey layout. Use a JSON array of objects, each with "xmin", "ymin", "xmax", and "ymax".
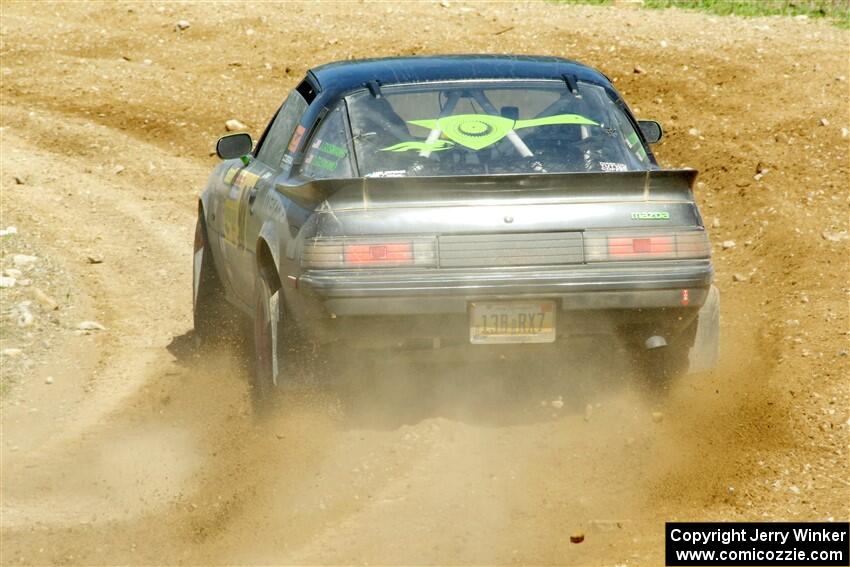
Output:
[{"xmin": 469, "ymin": 301, "xmax": 556, "ymax": 344}]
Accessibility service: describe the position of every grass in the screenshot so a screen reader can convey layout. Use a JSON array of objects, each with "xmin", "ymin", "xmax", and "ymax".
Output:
[{"xmin": 557, "ymin": 0, "xmax": 850, "ymax": 27}]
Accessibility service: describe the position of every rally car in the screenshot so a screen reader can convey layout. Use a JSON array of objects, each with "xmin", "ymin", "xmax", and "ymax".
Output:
[{"xmin": 193, "ymin": 55, "xmax": 719, "ymax": 411}]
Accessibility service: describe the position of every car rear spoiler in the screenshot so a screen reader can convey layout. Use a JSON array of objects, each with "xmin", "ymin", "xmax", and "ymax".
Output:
[{"xmin": 276, "ymin": 169, "xmax": 699, "ymax": 210}]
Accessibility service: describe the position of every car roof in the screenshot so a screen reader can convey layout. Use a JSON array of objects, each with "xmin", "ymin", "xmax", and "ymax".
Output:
[{"xmin": 308, "ymin": 55, "xmax": 610, "ymax": 96}]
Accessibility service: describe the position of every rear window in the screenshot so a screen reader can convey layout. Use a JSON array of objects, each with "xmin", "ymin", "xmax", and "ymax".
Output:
[{"xmin": 346, "ymin": 81, "xmax": 651, "ymax": 178}]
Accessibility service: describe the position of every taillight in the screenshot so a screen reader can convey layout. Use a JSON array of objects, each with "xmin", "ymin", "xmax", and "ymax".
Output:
[
  {"xmin": 302, "ymin": 237, "xmax": 437, "ymax": 269},
  {"xmin": 608, "ymin": 235, "xmax": 674, "ymax": 258},
  {"xmin": 585, "ymin": 230, "xmax": 710, "ymax": 262},
  {"xmin": 345, "ymin": 243, "xmax": 412, "ymax": 265}
]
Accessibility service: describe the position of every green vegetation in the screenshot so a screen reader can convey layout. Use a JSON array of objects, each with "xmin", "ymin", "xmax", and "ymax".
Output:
[{"xmin": 558, "ymin": 0, "xmax": 850, "ymax": 27}]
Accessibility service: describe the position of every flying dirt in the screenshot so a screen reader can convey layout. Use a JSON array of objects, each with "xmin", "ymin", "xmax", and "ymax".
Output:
[{"xmin": 1, "ymin": 2, "xmax": 848, "ymax": 565}]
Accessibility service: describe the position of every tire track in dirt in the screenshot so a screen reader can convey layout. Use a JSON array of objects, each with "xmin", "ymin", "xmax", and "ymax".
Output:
[
  {"xmin": 1, "ymin": 107, "xmax": 198, "ymax": 433},
  {"xmin": 1, "ymin": 106, "xmax": 210, "ymax": 526}
]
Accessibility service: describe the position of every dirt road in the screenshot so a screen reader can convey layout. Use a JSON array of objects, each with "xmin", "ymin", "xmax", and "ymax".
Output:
[{"xmin": 1, "ymin": 2, "xmax": 848, "ymax": 565}]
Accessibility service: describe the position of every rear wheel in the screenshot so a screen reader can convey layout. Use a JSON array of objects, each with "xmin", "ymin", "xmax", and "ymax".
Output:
[
  {"xmin": 253, "ymin": 275, "xmax": 282, "ymax": 414},
  {"xmin": 193, "ymin": 215, "xmax": 234, "ymax": 347},
  {"xmin": 252, "ymin": 273, "xmax": 331, "ymax": 415}
]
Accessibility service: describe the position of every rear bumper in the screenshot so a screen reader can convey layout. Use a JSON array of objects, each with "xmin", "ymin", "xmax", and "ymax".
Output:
[{"xmin": 298, "ymin": 260, "xmax": 713, "ymax": 316}]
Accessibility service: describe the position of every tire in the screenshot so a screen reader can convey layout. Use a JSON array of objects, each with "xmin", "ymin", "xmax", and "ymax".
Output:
[
  {"xmin": 688, "ymin": 286, "xmax": 720, "ymax": 373},
  {"xmin": 252, "ymin": 271, "xmax": 331, "ymax": 415},
  {"xmin": 193, "ymin": 215, "xmax": 234, "ymax": 347},
  {"xmin": 252, "ymin": 274, "xmax": 282, "ymax": 414}
]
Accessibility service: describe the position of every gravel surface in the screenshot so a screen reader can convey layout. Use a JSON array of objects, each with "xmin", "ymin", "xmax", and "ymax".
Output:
[{"xmin": 0, "ymin": 2, "xmax": 847, "ymax": 565}]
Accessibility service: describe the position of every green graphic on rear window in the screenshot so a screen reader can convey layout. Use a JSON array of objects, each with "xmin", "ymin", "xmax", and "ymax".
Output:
[
  {"xmin": 390, "ymin": 113, "xmax": 598, "ymax": 152},
  {"xmin": 381, "ymin": 140, "xmax": 455, "ymax": 153},
  {"xmin": 513, "ymin": 114, "xmax": 598, "ymax": 130}
]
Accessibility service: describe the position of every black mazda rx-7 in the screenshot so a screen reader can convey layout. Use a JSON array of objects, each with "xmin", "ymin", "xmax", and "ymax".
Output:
[{"xmin": 193, "ymin": 55, "xmax": 719, "ymax": 411}]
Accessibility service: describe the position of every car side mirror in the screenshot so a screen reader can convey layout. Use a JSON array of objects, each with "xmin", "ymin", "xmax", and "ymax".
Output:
[
  {"xmin": 216, "ymin": 133, "xmax": 253, "ymax": 160},
  {"xmin": 638, "ymin": 120, "xmax": 663, "ymax": 144}
]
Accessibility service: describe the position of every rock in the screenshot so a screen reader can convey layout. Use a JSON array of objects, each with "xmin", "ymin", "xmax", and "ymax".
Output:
[
  {"xmin": 176, "ymin": 19, "xmax": 191, "ymax": 30},
  {"xmin": 651, "ymin": 411, "xmax": 663, "ymax": 423},
  {"xmin": 113, "ymin": 165, "xmax": 125, "ymax": 175},
  {"xmin": 733, "ymin": 273, "xmax": 748, "ymax": 282},
  {"xmin": 841, "ymin": 127, "xmax": 849, "ymax": 139},
  {"xmin": 0, "ymin": 226, "xmax": 17, "ymax": 237},
  {"xmin": 551, "ymin": 397, "xmax": 564, "ymax": 409},
  {"xmin": 45, "ymin": 376, "xmax": 54, "ymax": 385},
  {"xmin": 2, "ymin": 348, "xmax": 23, "ymax": 357},
  {"xmin": 821, "ymin": 231, "xmax": 848, "ymax": 242},
  {"xmin": 13, "ymin": 175, "xmax": 25, "ymax": 185},
  {"xmin": 16, "ymin": 302, "xmax": 34, "ymax": 327},
  {"xmin": 439, "ymin": 0, "xmax": 450, "ymax": 6},
  {"xmin": 77, "ymin": 320, "xmax": 106, "ymax": 332},
  {"xmin": 570, "ymin": 532, "xmax": 585, "ymax": 544},
  {"xmin": 788, "ymin": 485, "xmax": 801, "ymax": 494},
  {"xmin": 143, "ymin": 58, "xmax": 152, "ymax": 65},
  {"xmin": 31, "ymin": 287, "xmax": 58, "ymax": 311},
  {"xmin": 819, "ymin": 118, "xmax": 829, "ymax": 126},
  {"xmin": 0, "ymin": 276, "xmax": 15, "ymax": 288},
  {"xmin": 722, "ymin": 240, "xmax": 736, "ymax": 250},
  {"xmin": 633, "ymin": 65, "xmax": 645, "ymax": 74},
  {"xmin": 584, "ymin": 403, "xmax": 593, "ymax": 422},
  {"xmin": 688, "ymin": 127, "xmax": 700, "ymax": 137},
  {"xmin": 12, "ymin": 254, "xmax": 38, "ymax": 267},
  {"xmin": 712, "ymin": 217, "xmax": 720, "ymax": 228},
  {"xmin": 225, "ymin": 119, "xmax": 247, "ymax": 132}
]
